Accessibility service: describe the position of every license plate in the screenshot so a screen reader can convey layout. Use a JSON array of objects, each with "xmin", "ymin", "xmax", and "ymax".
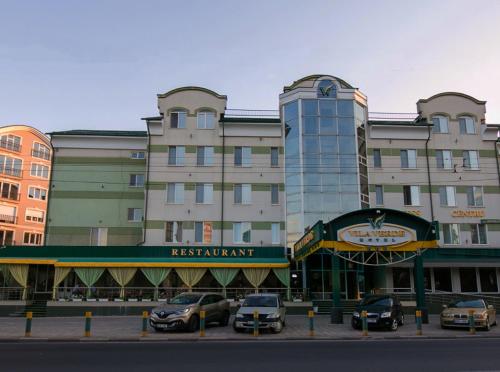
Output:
[
  {"xmin": 367, "ymin": 319, "xmax": 377, "ymax": 323},
  {"xmin": 156, "ymin": 323, "xmax": 170, "ymax": 329},
  {"xmin": 454, "ymin": 319, "xmax": 469, "ymax": 324},
  {"xmin": 245, "ymin": 321, "xmax": 254, "ymax": 326}
]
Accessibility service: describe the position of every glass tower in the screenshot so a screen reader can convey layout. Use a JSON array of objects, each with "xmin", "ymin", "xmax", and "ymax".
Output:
[{"xmin": 280, "ymin": 76, "xmax": 368, "ymax": 249}]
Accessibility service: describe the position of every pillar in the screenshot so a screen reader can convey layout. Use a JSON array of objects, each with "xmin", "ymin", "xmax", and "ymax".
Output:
[
  {"xmin": 331, "ymin": 253, "xmax": 343, "ymax": 323},
  {"xmin": 301, "ymin": 258, "xmax": 308, "ymax": 300},
  {"xmin": 414, "ymin": 253, "xmax": 429, "ymax": 323}
]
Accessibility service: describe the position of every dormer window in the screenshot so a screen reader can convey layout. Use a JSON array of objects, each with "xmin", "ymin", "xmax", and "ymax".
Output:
[
  {"xmin": 459, "ymin": 116, "xmax": 475, "ymax": 134},
  {"xmin": 432, "ymin": 115, "xmax": 448, "ymax": 133},
  {"xmin": 170, "ymin": 111, "xmax": 186, "ymax": 129}
]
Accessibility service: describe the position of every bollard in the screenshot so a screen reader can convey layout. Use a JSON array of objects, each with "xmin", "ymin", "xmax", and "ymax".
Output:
[
  {"xmin": 469, "ymin": 309, "xmax": 476, "ymax": 335},
  {"xmin": 141, "ymin": 311, "xmax": 149, "ymax": 337},
  {"xmin": 25, "ymin": 311, "xmax": 33, "ymax": 337},
  {"xmin": 200, "ymin": 310, "xmax": 206, "ymax": 337},
  {"xmin": 415, "ymin": 310, "xmax": 422, "ymax": 336},
  {"xmin": 361, "ymin": 310, "xmax": 368, "ymax": 336},
  {"xmin": 308, "ymin": 310, "xmax": 315, "ymax": 337},
  {"xmin": 84, "ymin": 311, "xmax": 92, "ymax": 337},
  {"xmin": 253, "ymin": 310, "xmax": 259, "ymax": 337}
]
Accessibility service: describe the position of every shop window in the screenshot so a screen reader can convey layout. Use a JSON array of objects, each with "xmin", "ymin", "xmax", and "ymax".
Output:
[
  {"xmin": 392, "ymin": 268, "xmax": 411, "ymax": 291},
  {"xmin": 424, "ymin": 268, "xmax": 432, "ymax": 290},
  {"xmin": 460, "ymin": 268, "xmax": 478, "ymax": 292},
  {"xmin": 433, "ymin": 268, "xmax": 452, "ymax": 292},
  {"xmin": 479, "ymin": 268, "xmax": 498, "ymax": 292}
]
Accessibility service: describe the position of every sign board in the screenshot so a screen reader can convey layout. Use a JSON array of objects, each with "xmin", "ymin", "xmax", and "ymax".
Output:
[
  {"xmin": 338, "ymin": 221, "xmax": 417, "ymax": 249},
  {"xmin": 294, "ymin": 221, "xmax": 324, "ymax": 260}
]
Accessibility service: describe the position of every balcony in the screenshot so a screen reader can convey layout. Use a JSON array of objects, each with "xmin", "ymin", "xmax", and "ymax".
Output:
[
  {"xmin": 31, "ymin": 149, "xmax": 51, "ymax": 160},
  {"xmin": 0, "ymin": 214, "xmax": 17, "ymax": 224},
  {"xmin": 0, "ymin": 140, "xmax": 21, "ymax": 153}
]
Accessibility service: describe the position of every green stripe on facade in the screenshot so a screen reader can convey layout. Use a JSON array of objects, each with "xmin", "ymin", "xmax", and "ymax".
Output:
[
  {"xmin": 484, "ymin": 186, "xmax": 500, "ymax": 194},
  {"xmin": 479, "ymin": 149, "xmax": 497, "ymax": 158},
  {"xmin": 251, "ymin": 146, "xmax": 271, "ymax": 155},
  {"xmin": 108, "ymin": 227, "xmax": 143, "ymax": 235},
  {"xmin": 54, "ymin": 157, "xmax": 147, "ymax": 165},
  {"xmin": 145, "ymin": 221, "xmax": 164, "ymax": 229},
  {"xmin": 488, "ymin": 224, "xmax": 500, "ymax": 232},
  {"xmin": 460, "ymin": 224, "xmax": 471, "ymax": 232},
  {"xmin": 185, "ymin": 182, "xmax": 195, "ymax": 191},
  {"xmin": 51, "ymin": 191, "xmax": 144, "ymax": 199},
  {"xmin": 252, "ymin": 184, "xmax": 270, "ymax": 192},
  {"xmin": 47, "ymin": 226, "xmax": 90, "ymax": 235},
  {"xmin": 147, "ymin": 182, "xmax": 166, "ymax": 190},
  {"xmin": 149, "ymin": 145, "xmax": 168, "ymax": 152},
  {"xmin": 185, "ymin": 145, "xmax": 197, "ymax": 153}
]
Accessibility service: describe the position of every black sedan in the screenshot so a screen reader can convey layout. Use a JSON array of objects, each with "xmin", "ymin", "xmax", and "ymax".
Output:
[{"xmin": 351, "ymin": 295, "xmax": 404, "ymax": 331}]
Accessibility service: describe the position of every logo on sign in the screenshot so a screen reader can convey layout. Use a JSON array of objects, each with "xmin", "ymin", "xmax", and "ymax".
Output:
[{"xmin": 338, "ymin": 214, "xmax": 416, "ymax": 248}]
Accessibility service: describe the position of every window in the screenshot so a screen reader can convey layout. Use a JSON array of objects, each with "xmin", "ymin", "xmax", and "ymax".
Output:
[
  {"xmin": 271, "ymin": 184, "xmax": 279, "ymax": 205},
  {"xmin": 479, "ymin": 268, "xmax": 498, "ymax": 292},
  {"xmin": 23, "ymin": 232, "xmax": 42, "ymax": 245},
  {"xmin": 197, "ymin": 146, "xmax": 214, "ymax": 166},
  {"xmin": 30, "ymin": 163, "xmax": 49, "ymax": 178},
  {"xmin": 271, "ymin": 147, "xmax": 279, "ymax": 167},
  {"xmin": 432, "ymin": 116, "xmax": 449, "ymax": 133},
  {"xmin": 168, "ymin": 146, "xmax": 185, "ymax": 166},
  {"xmin": 271, "ymin": 223, "xmax": 280, "ymax": 244},
  {"xmin": 127, "ymin": 208, "xmax": 143, "ymax": 222},
  {"xmin": 233, "ymin": 222, "xmax": 251, "ymax": 243},
  {"xmin": 436, "ymin": 150, "xmax": 453, "ymax": 169},
  {"xmin": 25, "ymin": 209, "xmax": 44, "ymax": 223},
  {"xmin": 166, "ymin": 183, "xmax": 184, "ymax": 204},
  {"xmin": 0, "ymin": 134, "xmax": 21, "ymax": 152},
  {"xmin": 0, "ymin": 205, "xmax": 16, "ymax": 223},
  {"xmin": 434, "ymin": 268, "xmax": 452, "ymax": 292},
  {"xmin": 0, "ymin": 155, "xmax": 22, "ymax": 177},
  {"xmin": 165, "ymin": 221, "xmax": 183, "ymax": 243},
  {"xmin": 459, "ymin": 116, "xmax": 475, "ymax": 134},
  {"xmin": 375, "ymin": 185, "xmax": 384, "ymax": 205},
  {"xmin": 0, "ymin": 230, "xmax": 14, "ymax": 245},
  {"xmin": 170, "ymin": 111, "xmax": 186, "ymax": 128},
  {"xmin": 195, "ymin": 183, "xmax": 213, "ymax": 204},
  {"xmin": 373, "ymin": 149, "xmax": 382, "ymax": 168},
  {"xmin": 439, "ymin": 186, "xmax": 456, "ymax": 207},
  {"xmin": 28, "ymin": 186, "xmax": 46, "ymax": 201},
  {"xmin": 195, "ymin": 221, "xmax": 212, "ymax": 243},
  {"xmin": 90, "ymin": 227, "xmax": 107, "ymax": 246},
  {"xmin": 403, "ymin": 185, "xmax": 420, "ymax": 206},
  {"xmin": 234, "ymin": 184, "xmax": 251, "ymax": 204},
  {"xmin": 129, "ymin": 174, "xmax": 144, "ymax": 187},
  {"xmin": 0, "ymin": 181, "xmax": 19, "ymax": 200},
  {"xmin": 197, "ymin": 111, "xmax": 215, "ymax": 129},
  {"xmin": 463, "ymin": 150, "xmax": 479, "ymax": 169},
  {"xmin": 32, "ymin": 142, "xmax": 50, "ymax": 160},
  {"xmin": 443, "ymin": 223, "xmax": 460, "ymax": 245},
  {"xmin": 131, "ymin": 151, "xmax": 145, "ymax": 159},
  {"xmin": 471, "ymin": 224, "xmax": 487, "ymax": 245},
  {"xmin": 400, "ymin": 149, "xmax": 417, "ymax": 168},
  {"xmin": 459, "ymin": 268, "xmax": 478, "ymax": 292},
  {"xmin": 234, "ymin": 147, "xmax": 252, "ymax": 167},
  {"xmin": 466, "ymin": 186, "xmax": 483, "ymax": 207}
]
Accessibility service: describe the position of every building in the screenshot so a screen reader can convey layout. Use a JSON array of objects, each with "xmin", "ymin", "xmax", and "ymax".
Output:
[{"xmin": 0, "ymin": 125, "xmax": 52, "ymax": 247}]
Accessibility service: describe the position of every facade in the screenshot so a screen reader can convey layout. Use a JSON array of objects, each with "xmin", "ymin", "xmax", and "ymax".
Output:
[
  {"xmin": 0, "ymin": 125, "xmax": 52, "ymax": 246},
  {"xmin": 46, "ymin": 130, "xmax": 148, "ymax": 246}
]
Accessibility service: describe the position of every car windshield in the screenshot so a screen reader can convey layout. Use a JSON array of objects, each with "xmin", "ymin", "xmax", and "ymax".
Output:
[
  {"xmin": 360, "ymin": 297, "xmax": 393, "ymax": 307},
  {"xmin": 448, "ymin": 300, "xmax": 485, "ymax": 309},
  {"xmin": 170, "ymin": 294, "xmax": 202, "ymax": 305},
  {"xmin": 242, "ymin": 296, "xmax": 278, "ymax": 307}
]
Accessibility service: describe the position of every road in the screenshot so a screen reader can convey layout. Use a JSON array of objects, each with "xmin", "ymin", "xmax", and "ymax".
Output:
[{"xmin": 1, "ymin": 338, "xmax": 499, "ymax": 372}]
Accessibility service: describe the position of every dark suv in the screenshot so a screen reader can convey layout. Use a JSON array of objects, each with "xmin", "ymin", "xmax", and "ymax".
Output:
[{"xmin": 351, "ymin": 295, "xmax": 404, "ymax": 331}]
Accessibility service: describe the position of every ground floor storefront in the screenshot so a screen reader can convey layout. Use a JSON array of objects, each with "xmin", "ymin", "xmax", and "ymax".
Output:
[{"xmin": 0, "ymin": 246, "xmax": 291, "ymax": 302}]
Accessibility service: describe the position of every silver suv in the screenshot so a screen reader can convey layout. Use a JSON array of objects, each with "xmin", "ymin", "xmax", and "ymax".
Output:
[{"xmin": 233, "ymin": 293, "xmax": 286, "ymax": 333}]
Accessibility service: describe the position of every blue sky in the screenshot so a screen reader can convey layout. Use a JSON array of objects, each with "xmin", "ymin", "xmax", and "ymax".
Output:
[{"xmin": 1, "ymin": 0, "xmax": 500, "ymax": 132}]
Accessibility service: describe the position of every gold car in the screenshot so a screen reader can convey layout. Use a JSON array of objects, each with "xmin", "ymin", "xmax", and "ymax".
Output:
[{"xmin": 440, "ymin": 299, "xmax": 497, "ymax": 331}]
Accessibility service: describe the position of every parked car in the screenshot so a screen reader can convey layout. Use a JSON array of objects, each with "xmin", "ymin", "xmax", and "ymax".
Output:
[
  {"xmin": 440, "ymin": 298, "xmax": 496, "ymax": 330},
  {"xmin": 149, "ymin": 292, "xmax": 230, "ymax": 332},
  {"xmin": 233, "ymin": 293, "xmax": 286, "ymax": 333},
  {"xmin": 351, "ymin": 295, "xmax": 404, "ymax": 331}
]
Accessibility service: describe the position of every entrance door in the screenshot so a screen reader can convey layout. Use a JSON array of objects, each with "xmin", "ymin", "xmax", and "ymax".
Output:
[{"xmin": 28, "ymin": 265, "xmax": 53, "ymax": 300}]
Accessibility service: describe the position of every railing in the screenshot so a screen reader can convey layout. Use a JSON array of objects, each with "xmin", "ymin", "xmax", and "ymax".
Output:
[
  {"xmin": 224, "ymin": 109, "xmax": 280, "ymax": 119},
  {"xmin": 55, "ymin": 287, "xmax": 300, "ymax": 301},
  {"xmin": 368, "ymin": 112, "xmax": 419, "ymax": 121},
  {"xmin": 0, "ymin": 287, "xmax": 24, "ymax": 301},
  {"xmin": 0, "ymin": 140, "xmax": 21, "ymax": 152},
  {"xmin": 0, "ymin": 214, "xmax": 17, "ymax": 224},
  {"xmin": 31, "ymin": 149, "xmax": 51, "ymax": 160}
]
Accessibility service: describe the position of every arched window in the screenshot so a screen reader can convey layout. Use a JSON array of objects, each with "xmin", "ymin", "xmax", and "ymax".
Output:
[
  {"xmin": 197, "ymin": 111, "xmax": 215, "ymax": 129},
  {"xmin": 459, "ymin": 116, "xmax": 475, "ymax": 134},
  {"xmin": 170, "ymin": 110, "xmax": 187, "ymax": 129},
  {"xmin": 432, "ymin": 115, "xmax": 448, "ymax": 133}
]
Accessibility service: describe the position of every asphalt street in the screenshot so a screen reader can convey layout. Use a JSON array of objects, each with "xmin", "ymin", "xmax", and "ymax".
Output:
[{"xmin": 1, "ymin": 338, "xmax": 500, "ymax": 372}]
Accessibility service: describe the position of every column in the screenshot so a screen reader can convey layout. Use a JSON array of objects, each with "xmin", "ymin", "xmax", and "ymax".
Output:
[
  {"xmin": 414, "ymin": 252, "xmax": 428, "ymax": 323},
  {"xmin": 331, "ymin": 253, "xmax": 343, "ymax": 323}
]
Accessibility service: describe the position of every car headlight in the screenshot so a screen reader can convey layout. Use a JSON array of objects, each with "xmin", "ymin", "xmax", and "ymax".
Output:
[
  {"xmin": 474, "ymin": 313, "xmax": 487, "ymax": 319},
  {"xmin": 235, "ymin": 313, "xmax": 244, "ymax": 319},
  {"xmin": 352, "ymin": 311, "xmax": 360, "ymax": 318},
  {"xmin": 381, "ymin": 312, "xmax": 392, "ymax": 318},
  {"xmin": 173, "ymin": 308, "xmax": 190, "ymax": 315},
  {"xmin": 266, "ymin": 312, "xmax": 280, "ymax": 319}
]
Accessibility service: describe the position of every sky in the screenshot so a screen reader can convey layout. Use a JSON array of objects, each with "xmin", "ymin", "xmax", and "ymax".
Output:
[{"xmin": 1, "ymin": 0, "xmax": 500, "ymax": 133}]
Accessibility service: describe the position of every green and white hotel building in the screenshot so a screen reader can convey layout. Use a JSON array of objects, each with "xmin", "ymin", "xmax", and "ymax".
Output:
[{"xmin": 0, "ymin": 75, "xmax": 499, "ymax": 309}]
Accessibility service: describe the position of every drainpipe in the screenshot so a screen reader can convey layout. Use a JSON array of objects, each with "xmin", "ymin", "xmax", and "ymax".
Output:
[
  {"xmin": 425, "ymin": 123, "xmax": 434, "ymax": 221},
  {"xmin": 138, "ymin": 122, "xmax": 152, "ymax": 245},
  {"xmin": 220, "ymin": 114, "xmax": 225, "ymax": 249},
  {"xmin": 43, "ymin": 136, "xmax": 56, "ymax": 246},
  {"xmin": 495, "ymin": 138, "xmax": 500, "ymax": 186}
]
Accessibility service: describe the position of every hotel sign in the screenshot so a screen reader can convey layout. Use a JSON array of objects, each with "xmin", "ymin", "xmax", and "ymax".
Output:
[
  {"xmin": 451, "ymin": 210, "xmax": 485, "ymax": 218},
  {"xmin": 337, "ymin": 214, "xmax": 417, "ymax": 248}
]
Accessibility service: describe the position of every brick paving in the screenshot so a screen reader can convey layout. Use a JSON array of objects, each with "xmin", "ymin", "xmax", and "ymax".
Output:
[{"xmin": 0, "ymin": 314, "xmax": 499, "ymax": 341}]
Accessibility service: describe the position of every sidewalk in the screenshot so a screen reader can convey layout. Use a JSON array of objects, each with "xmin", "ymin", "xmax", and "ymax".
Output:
[{"xmin": 0, "ymin": 315, "xmax": 498, "ymax": 342}]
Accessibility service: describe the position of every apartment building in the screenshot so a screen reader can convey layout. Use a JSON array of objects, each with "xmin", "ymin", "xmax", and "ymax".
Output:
[{"xmin": 0, "ymin": 125, "xmax": 52, "ymax": 246}]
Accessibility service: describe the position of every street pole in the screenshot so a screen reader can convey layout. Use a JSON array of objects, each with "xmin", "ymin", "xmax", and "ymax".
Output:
[
  {"xmin": 414, "ymin": 251, "xmax": 428, "ymax": 324},
  {"xmin": 331, "ymin": 253, "xmax": 343, "ymax": 323}
]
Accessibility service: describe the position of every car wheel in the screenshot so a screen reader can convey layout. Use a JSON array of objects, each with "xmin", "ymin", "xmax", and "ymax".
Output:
[
  {"xmin": 399, "ymin": 314, "xmax": 404, "ymax": 326},
  {"xmin": 233, "ymin": 323, "xmax": 245, "ymax": 333},
  {"xmin": 219, "ymin": 311, "xmax": 230, "ymax": 326},
  {"xmin": 485, "ymin": 317, "xmax": 491, "ymax": 331},
  {"xmin": 187, "ymin": 315, "xmax": 199, "ymax": 333},
  {"xmin": 390, "ymin": 318, "xmax": 398, "ymax": 331},
  {"xmin": 271, "ymin": 320, "xmax": 283, "ymax": 334}
]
